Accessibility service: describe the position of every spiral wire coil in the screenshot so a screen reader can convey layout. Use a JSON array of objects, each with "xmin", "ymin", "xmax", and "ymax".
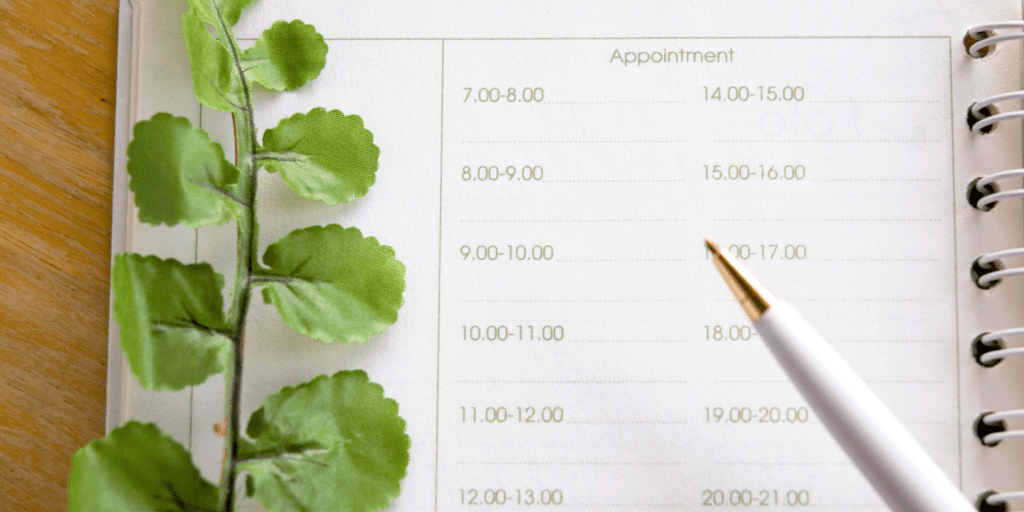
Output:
[
  {"xmin": 967, "ymin": 21, "xmax": 1024, "ymax": 512},
  {"xmin": 968, "ymin": 22, "xmax": 1024, "ymax": 58}
]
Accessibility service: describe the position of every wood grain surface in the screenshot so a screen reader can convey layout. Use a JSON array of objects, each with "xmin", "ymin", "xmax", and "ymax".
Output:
[{"xmin": 0, "ymin": 0, "xmax": 119, "ymax": 510}]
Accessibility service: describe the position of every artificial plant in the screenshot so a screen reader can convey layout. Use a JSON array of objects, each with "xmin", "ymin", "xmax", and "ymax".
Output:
[{"xmin": 68, "ymin": 1, "xmax": 409, "ymax": 511}]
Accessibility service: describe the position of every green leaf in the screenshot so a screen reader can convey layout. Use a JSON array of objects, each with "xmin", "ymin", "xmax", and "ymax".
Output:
[
  {"xmin": 256, "ymin": 225, "xmax": 405, "ymax": 343},
  {"xmin": 128, "ymin": 113, "xmax": 241, "ymax": 227},
  {"xmin": 182, "ymin": 10, "xmax": 243, "ymax": 113},
  {"xmin": 241, "ymin": 20, "xmax": 328, "ymax": 91},
  {"xmin": 185, "ymin": 0, "xmax": 257, "ymax": 28},
  {"xmin": 184, "ymin": 0, "xmax": 218, "ymax": 28},
  {"xmin": 217, "ymin": 0, "xmax": 257, "ymax": 26},
  {"xmin": 113, "ymin": 253, "xmax": 233, "ymax": 390},
  {"xmin": 68, "ymin": 421, "xmax": 220, "ymax": 512},
  {"xmin": 259, "ymin": 108, "xmax": 380, "ymax": 204},
  {"xmin": 238, "ymin": 370, "xmax": 409, "ymax": 512}
]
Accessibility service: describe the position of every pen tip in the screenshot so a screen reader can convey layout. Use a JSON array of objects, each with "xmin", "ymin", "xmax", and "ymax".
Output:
[{"xmin": 706, "ymin": 237, "xmax": 775, "ymax": 321}]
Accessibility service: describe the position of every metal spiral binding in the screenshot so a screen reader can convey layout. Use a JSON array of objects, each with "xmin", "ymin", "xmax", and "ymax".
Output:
[
  {"xmin": 971, "ymin": 329, "xmax": 1024, "ymax": 366},
  {"xmin": 969, "ymin": 247, "xmax": 1024, "ymax": 289},
  {"xmin": 967, "ymin": 170, "xmax": 1024, "ymax": 212},
  {"xmin": 967, "ymin": 22, "xmax": 1024, "ymax": 58},
  {"xmin": 967, "ymin": 20, "xmax": 1024, "ymax": 512},
  {"xmin": 976, "ymin": 489, "xmax": 1024, "ymax": 512},
  {"xmin": 965, "ymin": 23, "xmax": 1024, "ymax": 134},
  {"xmin": 970, "ymin": 329, "xmax": 1024, "ymax": 454},
  {"xmin": 968, "ymin": 91, "xmax": 1024, "ymax": 134}
]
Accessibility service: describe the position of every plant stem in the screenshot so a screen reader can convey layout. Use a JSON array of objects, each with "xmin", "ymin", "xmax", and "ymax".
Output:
[{"xmin": 214, "ymin": 3, "xmax": 261, "ymax": 510}]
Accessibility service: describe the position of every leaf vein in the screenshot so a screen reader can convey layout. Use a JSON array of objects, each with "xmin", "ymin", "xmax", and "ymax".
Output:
[
  {"xmin": 256, "ymin": 151, "xmax": 307, "ymax": 163},
  {"xmin": 151, "ymin": 319, "xmax": 232, "ymax": 338},
  {"xmin": 187, "ymin": 175, "xmax": 248, "ymax": 208}
]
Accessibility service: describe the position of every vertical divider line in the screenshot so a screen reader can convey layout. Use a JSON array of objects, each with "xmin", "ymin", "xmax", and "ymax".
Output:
[
  {"xmin": 945, "ymin": 36, "xmax": 962, "ymax": 488},
  {"xmin": 434, "ymin": 38, "xmax": 446, "ymax": 512}
]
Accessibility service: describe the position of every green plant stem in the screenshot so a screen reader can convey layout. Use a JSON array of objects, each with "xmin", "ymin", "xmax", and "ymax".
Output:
[{"xmin": 214, "ymin": 3, "xmax": 261, "ymax": 510}]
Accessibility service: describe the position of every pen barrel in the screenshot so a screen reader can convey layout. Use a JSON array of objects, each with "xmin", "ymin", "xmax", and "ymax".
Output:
[{"xmin": 754, "ymin": 302, "xmax": 974, "ymax": 512}]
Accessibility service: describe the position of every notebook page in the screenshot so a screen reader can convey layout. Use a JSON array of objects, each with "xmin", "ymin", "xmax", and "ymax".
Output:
[{"xmin": 114, "ymin": 1, "xmax": 1024, "ymax": 510}]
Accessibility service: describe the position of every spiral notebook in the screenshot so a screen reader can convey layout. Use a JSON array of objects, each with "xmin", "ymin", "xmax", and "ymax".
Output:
[{"xmin": 109, "ymin": 1, "xmax": 1024, "ymax": 510}]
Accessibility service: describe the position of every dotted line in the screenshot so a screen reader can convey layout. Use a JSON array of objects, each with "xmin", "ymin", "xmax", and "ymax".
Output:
[
  {"xmin": 547, "ymin": 101, "xmax": 686, "ymax": 105},
  {"xmin": 808, "ymin": 179, "xmax": 941, "ymax": 182},
  {"xmin": 468, "ymin": 338, "xmax": 686, "ymax": 343},
  {"xmin": 799, "ymin": 298, "xmax": 943, "ymax": 302},
  {"xmin": 564, "ymin": 339, "xmax": 687, "ymax": 343},
  {"xmin": 713, "ymin": 379, "xmax": 944, "ymax": 384},
  {"xmin": 459, "ymin": 380, "xmax": 688, "ymax": 384},
  {"xmin": 568, "ymin": 421, "xmax": 687, "ymax": 424},
  {"xmin": 563, "ymin": 505, "xmax": 686, "ymax": 508},
  {"xmin": 463, "ymin": 219, "xmax": 686, "ymax": 223},
  {"xmin": 717, "ymin": 462, "xmax": 851, "ymax": 466},
  {"xmin": 463, "ymin": 338, "xmax": 685, "ymax": 343},
  {"xmin": 557, "ymin": 259, "xmax": 687, "ymax": 262},
  {"xmin": 869, "ymin": 380, "xmax": 946, "ymax": 384},
  {"xmin": 714, "ymin": 139, "xmax": 939, "ymax": 143},
  {"xmin": 713, "ymin": 380, "xmax": 788, "ymax": 384},
  {"xmin": 804, "ymin": 505, "xmax": 889, "ymax": 509},
  {"xmin": 545, "ymin": 179, "xmax": 686, "ymax": 183},
  {"xmin": 458, "ymin": 462, "xmax": 686, "ymax": 466},
  {"xmin": 830, "ymin": 339, "xmax": 945, "ymax": 343},
  {"xmin": 789, "ymin": 299, "xmax": 945, "ymax": 302},
  {"xmin": 814, "ymin": 259, "xmax": 941, "ymax": 262},
  {"xmin": 808, "ymin": 100, "xmax": 941, "ymax": 103},
  {"xmin": 712, "ymin": 298, "xmax": 944, "ymax": 303},
  {"xmin": 463, "ymin": 140, "xmax": 686, "ymax": 144},
  {"xmin": 715, "ymin": 218, "xmax": 940, "ymax": 222},
  {"xmin": 466, "ymin": 300, "xmax": 684, "ymax": 302}
]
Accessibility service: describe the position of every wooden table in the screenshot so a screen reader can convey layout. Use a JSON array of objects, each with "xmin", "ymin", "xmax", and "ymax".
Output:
[{"xmin": 0, "ymin": 1, "xmax": 118, "ymax": 509}]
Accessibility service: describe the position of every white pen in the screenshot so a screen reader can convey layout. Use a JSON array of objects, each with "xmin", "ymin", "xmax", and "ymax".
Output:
[{"xmin": 705, "ymin": 239, "xmax": 975, "ymax": 512}]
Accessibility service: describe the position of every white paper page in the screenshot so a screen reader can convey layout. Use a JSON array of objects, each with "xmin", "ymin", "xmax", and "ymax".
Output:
[{"xmin": 113, "ymin": 1, "xmax": 1024, "ymax": 510}]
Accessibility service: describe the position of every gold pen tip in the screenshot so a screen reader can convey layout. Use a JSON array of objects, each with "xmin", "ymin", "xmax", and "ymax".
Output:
[{"xmin": 705, "ymin": 237, "xmax": 774, "ymax": 321}]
